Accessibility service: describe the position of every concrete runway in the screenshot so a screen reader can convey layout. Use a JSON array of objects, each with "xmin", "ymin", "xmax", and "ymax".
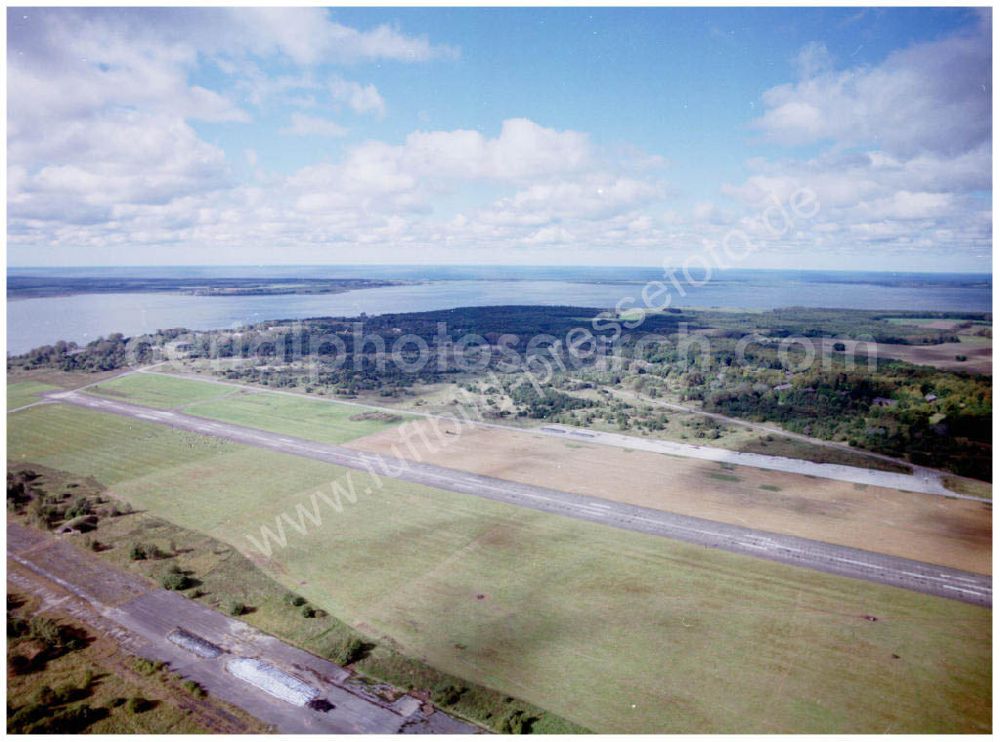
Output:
[
  {"xmin": 49, "ymin": 390, "xmax": 992, "ymax": 607},
  {"xmin": 596, "ymin": 384, "xmax": 974, "ymax": 499},
  {"xmin": 7, "ymin": 522, "xmax": 477, "ymax": 734},
  {"xmin": 538, "ymin": 425, "xmax": 960, "ymax": 498}
]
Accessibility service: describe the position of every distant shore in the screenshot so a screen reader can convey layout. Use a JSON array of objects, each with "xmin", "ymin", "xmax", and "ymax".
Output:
[{"xmin": 7, "ymin": 276, "xmax": 411, "ymax": 300}]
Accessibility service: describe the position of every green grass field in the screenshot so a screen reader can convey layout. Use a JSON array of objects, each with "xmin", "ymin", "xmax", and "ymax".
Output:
[
  {"xmin": 86, "ymin": 373, "xmax": 406, "ymax": 444},
  {"xmin": 183, "ymin": 389, "xmax": 407, "ymax": 445},
  {"xmin": 21, "ymin": 470, "xmax": 579, "ymax": 734},
  {"xmin": 943, "ymin": 475, "xmax": 993, "ymax": 500},
  {"xmin": 86, "ymin": 374, "xmax": 233, "ymax": 409},
  {"xmin": 8, "ymin": 380, "xmax": 58, "ymax": 411},
  {"xmin": 8, "ymin": 403, "xmax": 992, "ymax": 733}
]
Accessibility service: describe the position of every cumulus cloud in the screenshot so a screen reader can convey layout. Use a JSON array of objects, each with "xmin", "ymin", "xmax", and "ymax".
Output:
[
  {"xmin": 10, "ymin": 111, "xmax": 229, "ymax": 226},
  {"xmin": 11, "ymin": 8, "xmax": 986, "ymax": 268},
  {"xmin": 329, "ymin": 76, "xmax": 386, "ymax": 117},
  {"xmin": 282, "ymin": 118, "xmax": 600, "ymax": 217},
  {"xmin": 396, "ymin": 118, "xmax": 591, "ymax": 181},
  {"xmin": 9, "ymin": 107, "xmax": 670, "ymax": 259},
  {"xmin": 725, "ymin": 20, "xmax": 992, "ymax": 263},
  {"xmin": 753, "ymin": 23, "xmax": 990, "ymax": 157},
  {"xmin": 7, "ymin": 8, "xmax": 465, "ymax": 255},
  {"xmin": 8, "ymin": 13, "xmax": 248, "ymax": 137},
  {"xmin": 229, "ymin": 8, "xmax": 458, "ymax": 65}
]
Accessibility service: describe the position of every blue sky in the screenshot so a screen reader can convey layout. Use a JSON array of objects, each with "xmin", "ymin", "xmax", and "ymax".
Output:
[{"xmin": 7, "ymin": 7, "xmax": 992, "ymax": 270}]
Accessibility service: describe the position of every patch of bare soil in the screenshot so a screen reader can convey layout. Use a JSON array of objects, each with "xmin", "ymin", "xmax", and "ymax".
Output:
[
  {"xmin": 349, "ymin": 411, "xmax": 402, "ymax": 423},
  {"xmin": 9, "ymin": 369, "xmax": 124, "ymax": 389},
  {"xmin": 348, "ymin": 421, "xmax": 992, "ymax": 575},
  {"xmin": 816, "ymin": 338, "xmax": 992, "ymax": 374}
]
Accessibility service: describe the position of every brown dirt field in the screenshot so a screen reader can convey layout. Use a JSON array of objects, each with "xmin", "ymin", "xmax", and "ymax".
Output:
[
  {"xmin": 923, "ymin": 320, "xmax": 967, "ymax": 330},
  {"xmin": 816, "ymin": 337, "xmax": 992, "ymax": 374},
  {"xmin": 347, "ymin": 420, "xmax": 992, "ymax": 575}
]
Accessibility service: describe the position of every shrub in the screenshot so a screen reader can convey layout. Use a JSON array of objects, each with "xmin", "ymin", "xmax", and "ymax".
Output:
[
  {"xmin": 329, "ymin": 636, "xmax": 367, "ymax": 666},
  {"xmin": 28, "ymin": 615, "xmax": 84, "ymax": 653},
  {"xmin": 8, "ymin": 701, "xmax": 49, "ymax": 732},
  {"xmin": 33, "ymin": 685, "xmax": 56, "ymax": 705},
  {"xmin": 8, "ymin": 653, "xmax": 32, "ymax": 676},
  {"xmin": 8, "ymin": 611, "xmax": 29, "ymax": 638},
  {"xmin": 301, "ymin": 605, "xmax": 316, "ymax": 618},
  {"xmin": 226, "ymin": 600, "xmax": 246, "ymax": 616},
  {"xmin": 133, "ymin": 658, "xmax": 164, "ymax": 676},
  {"xmin": 125, "ymin": 697, "xmax": 149, "ymax": 714},
  {"xmin": 64, "ymin": 496, "xmax": 92, "ymax": 519},
  {"xmin": 431, "ymin": 682, "xmax": 466, "ymax": 706},
  {"xmin": 182, "ymin": 680, "xmax": 207, "ymax": 699},
  {"xmin": 28, "ymin": 498, "xmax": 56, "ymax": 529},
  {"xmin": 500, "ymin": 709, "xmax": 535, "ymax": 734},
  {"xmin": 284, "ymin": 593, "xmax": 306, "ymax": 607},
  {"xmin": 160, "ymin": 571, "xmax": 192, "ymax": 591},
  {"xmin": 31, "ymin": 702, "xmax": 106, "ymax": 733},
  {"xmin": 35, "ymin": 682, "xmax": 83, "ymax": 706}
]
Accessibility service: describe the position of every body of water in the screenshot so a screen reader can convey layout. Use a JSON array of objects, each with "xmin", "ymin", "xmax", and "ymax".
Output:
[{"xmin": 6, "ymin": 266, "xmax": 992, "ymax": 355}]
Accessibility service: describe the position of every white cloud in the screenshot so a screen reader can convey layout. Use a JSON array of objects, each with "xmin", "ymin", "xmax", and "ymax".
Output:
[
  {"xmin": 753, "ymin": 24, "xmax": 990, "ymax": 157},
  {"xmin": 7, "ymin": 8, "xmax": 461, "ymax": 255},
  {"xmin": 329, "ymin": 76, "xmax": 386, "ymax": 117},
  {"xmin": 230, "ymin": 8, "xmax": 458, "ymax": 65},
  {"xmin": 793, "ymin": 41, "xmax": 834, "ymax": 79},
  {"xmin": 10, "ymin": 8, "xmax": 986, "ymax": 269},
  {"xmin": 723, "ymin": 21, "xmax": 992, "ymax": 263},
  {"xmin": 10, "ymin": 111, "xmax": 228, "ymax": 225},
  {"xmin": 9, "ymin": 107, "xmax": 671, "ymax": 261},
  {"xmin": 13, "ymin": 8, "xmax": 459, "ymax": 68},
  {"xmin": 8, "ymin": 10, "xmax": 244, "ymax": 236},
  {"xmin": 396, "ymin": 118, "xmax": 591, "ymax": 181},
  {"xmin": 858, "ymin": 191, "xmax": 954, "ymax": 221},
  {"xmin": 281, "ymin": 118, "xmax": 599, "ymax": 218},
  {"xmin": 480, "ymin": 175, "xmax": 664, "ymax": 225},
  {"xmin": 281, "ymin": 113, "xmax": 349, "ymax": 138}
]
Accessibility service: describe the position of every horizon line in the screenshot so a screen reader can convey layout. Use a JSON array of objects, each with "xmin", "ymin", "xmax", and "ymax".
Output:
[{"xmin": 6, "ymin": 264, "xmax": 993, "ymax": 276}]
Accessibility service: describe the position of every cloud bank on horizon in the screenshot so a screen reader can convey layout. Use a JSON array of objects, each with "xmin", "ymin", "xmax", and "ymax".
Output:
[{"xmin": 6, "ymin": 7, "xmax": 992, "ymax": 271}]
